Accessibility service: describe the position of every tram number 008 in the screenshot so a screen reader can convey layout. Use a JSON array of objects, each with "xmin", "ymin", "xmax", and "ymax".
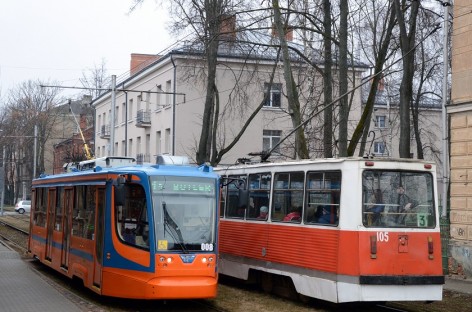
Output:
[{"xmin": 376, "ymin": 231, "xmax": 389, "ymax": 242}]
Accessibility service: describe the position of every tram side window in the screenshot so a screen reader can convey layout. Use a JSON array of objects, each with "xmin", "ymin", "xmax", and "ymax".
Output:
[
  {"xmin": 272, "ymin": 172, "xmax": 304, "ymax": 223},
  {"xmin": 304, "ymin": 171, "xmax": 341, "ymax": 226},
  {"xmin": 33, "ymin": 188, "xmax": 47, "ymax": 227},
  {"xmin": 220, "ymin": 178, "xmax": 226, "ymax": 218},
  {"xmin": 72, "ymin": 186, "xmax": 96, "ymax": 239},
  {"xmin": 247, "ymin": 173, "xmax": 271, "ymax": 221},
  {"xmin": 225, "ymin": 175, "xmax": 247, "ymax": 219},
  {"xmin": 115, "ymin": 183, "xmax": 149, "ymax": 248}
]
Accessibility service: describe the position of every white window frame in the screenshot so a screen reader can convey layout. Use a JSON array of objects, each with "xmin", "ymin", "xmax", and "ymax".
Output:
[
  {"xmin": 374, "ymin": 115, "xmax": 386, "ymax": 128},
  {"xmin": 374, "ymin": 141, "xmax": 386, "ymax": 155},
  {"xmin": 263, "ymin": 83, "xmax": 282, "ymax": 108},
  {"xmin": 263, "ymin": 130, "xmax": 282, "ymax": 154}
]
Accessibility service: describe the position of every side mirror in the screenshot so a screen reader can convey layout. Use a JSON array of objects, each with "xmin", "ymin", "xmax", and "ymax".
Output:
[{"xmin": 114, "ymin": 175, "xmax": 127, "ymax": 206}]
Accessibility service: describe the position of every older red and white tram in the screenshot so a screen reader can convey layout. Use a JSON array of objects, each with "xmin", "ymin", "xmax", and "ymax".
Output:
[{"xmin": 216, "ymin": 158, "xmax": 444, "ymax": 303}]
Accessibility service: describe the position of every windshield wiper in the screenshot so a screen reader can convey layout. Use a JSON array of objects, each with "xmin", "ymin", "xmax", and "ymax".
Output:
[{"xmin": 162, "ymin": 201, "xmax": 188, "ymax": 253}]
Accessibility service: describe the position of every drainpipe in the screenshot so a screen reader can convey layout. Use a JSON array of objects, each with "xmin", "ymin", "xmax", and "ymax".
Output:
[
  {"xmin": 124, "ymin": 90, "xmax": 128, "ymax": 157},
  {"xmin": 170, "ymin": 55, "xmax": 177, "ymax": 156},
  {"xmin": 441, "ymin": 3, "xmax": 450, "ymax": 217}
]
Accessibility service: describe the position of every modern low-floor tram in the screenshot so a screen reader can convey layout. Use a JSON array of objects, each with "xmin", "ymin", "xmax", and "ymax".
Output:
[{"xmin": 28, "ymin": 156, "xmax": 220, "ymax": 299}]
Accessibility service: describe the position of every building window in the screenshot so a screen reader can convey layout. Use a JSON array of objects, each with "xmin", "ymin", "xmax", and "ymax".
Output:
[
  {"xmin": 156, "ymin": 85, "xmax": 162, "ymax": 108},
  {"xmin": 166, "ymin": 80, "xmax": 172, "ymax": 106},
  {"xmin": 121, "ymin": 140, "xmax": 126, "ymax": 156},
  {"xmin": 165, "ymin": 128, "xmax": 171, "ymax": 153},
  {"xmin": 121, "ymin": 102, "xmax": 126, "ymax": 123},
  {"xmin": 137, "ymin": 95, "xmax": 142, "ymax": 111},
  {"xmin": 263, "ymin": 83, "xmax": 282, "ymax": 108},
  {"xmin": 374, "ymin": 142, "xmax": 386, "ymax": 155},
  {"xmin": 137, "ymin": 136, "xmax": 142, "ymax": 155},
  {"xmin": 156, "ymin": 131, "xmax": 161, "ymax": 155},
  {"xmin": 263, "ymin": 130, "xmax": 282, "ymax": 154},
  {"xmin": 129, "ymin": 99, "xmax": 134, "ymax": 122},
  {"xmin": 114, "ymin": 106, "xmax": 119, "ymax": 125},
  {"xmin": 374, "ymin": 115, "xmax": 386, "ymax": 128},
  {"xmin": 128, "ymin": 139, "xmax": 133, "ymax": 157}
]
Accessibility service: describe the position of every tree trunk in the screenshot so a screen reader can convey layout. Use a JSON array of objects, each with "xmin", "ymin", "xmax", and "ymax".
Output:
[
  {"xmin": 323, "ymin": 0, "xmax": 333, "ymax": 158},
  {"xmin": 272, "ymin": 0, "xmax": 309, "ymax": 159},
  {"xmin": 196, "ymin": 2, "xmax": 224, "ymax": 164},
  {"xmin": 347, "ymin": 3, "xmax": 396, "ymax": 156},
  {"xmin": 393, "ymin": 0, "xmax": 419, "ymax": 158},
  {"xmin": 338, "ymin": 0, "xmax": 348, "ymax": 157}
]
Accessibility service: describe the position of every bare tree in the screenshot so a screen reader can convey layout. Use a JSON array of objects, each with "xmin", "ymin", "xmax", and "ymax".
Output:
[
  {"xmin": 393, "ymin": 0, "xmax": 419, "ymax": 158},
  {"xmin": 338, "ymin": 0, "xmax": 349, "ymax": 156},
  {"xmin": 411, "ymin": 8, "xmax": 442, "ymax": 160},
  {"xmin": 347, "ymin": 0, "xmax": 397, "ymax": 156},
  {"xmin": 79, "ymin": 58, "xmax": 111, "ymax": 98},
  {"xmin": 0, "ymin": 80, "xmax": 61, "ymax": 202},
  {"xmin": 322, "ymin": 0, "xmax": 334, "ymax": 158},
  {"xmin": 272, "ymin": 0, "xmax": 309, "ymax": 159}
]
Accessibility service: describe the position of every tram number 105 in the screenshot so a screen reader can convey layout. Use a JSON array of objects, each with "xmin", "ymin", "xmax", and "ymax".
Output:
[{"xmin": 376, "ymin": 231, "xmax": 389, "ymax": 242}]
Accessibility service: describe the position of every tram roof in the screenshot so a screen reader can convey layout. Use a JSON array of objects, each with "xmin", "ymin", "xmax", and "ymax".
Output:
[
  {"xmin": 33, "ymin": 162, "xmax": 218, "ymax": 185},
  {"xmin": 214, "ymin": 157, "xmax": 436, "ymax": 172}
]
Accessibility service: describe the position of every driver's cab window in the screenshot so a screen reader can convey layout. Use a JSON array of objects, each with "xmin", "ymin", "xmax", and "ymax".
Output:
[{"xmin": 115, "ymin": 183, "xmax": 149, "ymax": 249}]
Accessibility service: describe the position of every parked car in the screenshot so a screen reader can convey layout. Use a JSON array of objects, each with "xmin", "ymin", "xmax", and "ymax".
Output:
[{"xmin": 15, "ymin": 200, "xmax": 31, "ymax": 214}]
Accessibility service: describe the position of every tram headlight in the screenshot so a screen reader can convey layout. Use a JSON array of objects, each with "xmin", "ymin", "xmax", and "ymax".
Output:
[
  {"xmin": 202, "ymin": 257, "xmax": 208, "ymax": 263},
  {"xmin": 159, "ymin": 256, "xmax": 173, "ymax": 264}
]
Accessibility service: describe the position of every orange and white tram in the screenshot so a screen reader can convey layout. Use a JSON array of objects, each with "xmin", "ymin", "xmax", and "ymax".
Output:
[
  {"xmin": 216, "ymin": 157, "xmax": 444, "ymax": 303},
  {"xmin": 28, "ymin": 156, "xmax": 220, "ymax": 299}
]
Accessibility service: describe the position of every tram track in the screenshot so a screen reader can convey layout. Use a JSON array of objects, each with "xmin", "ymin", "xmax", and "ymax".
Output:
[
  {"xmin": 0, "ymin": 215, "xmax": 469, "ymax": 311},
  {"xmin": 0, "ymin": 217, "xmax": 29, "ymax": 253}
]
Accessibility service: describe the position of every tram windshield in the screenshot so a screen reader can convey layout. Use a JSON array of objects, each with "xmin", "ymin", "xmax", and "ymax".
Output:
[
  {"xmin": 151, "ymin": 176, "xmax": 217, "ymax": 253},
  {"xmin": 362, "ymin": 170, "xmax": 435, "ymax": 228}
]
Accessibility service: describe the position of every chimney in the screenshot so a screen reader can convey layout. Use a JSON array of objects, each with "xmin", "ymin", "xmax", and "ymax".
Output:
[
  {"xmin": 219, "ymin": 14, "xmax": 236, "ymax": 41},
  {"xmin": 130, "ymin": 53, "xmax": 160, "ymax": 76},
  {"xmin": 271, "ymin": 24, "xmax": 294, "ymax": 41}
]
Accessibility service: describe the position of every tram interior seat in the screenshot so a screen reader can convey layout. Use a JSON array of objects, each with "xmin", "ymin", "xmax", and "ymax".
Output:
[{"xmin": 283, "ymin": 206, "xmax": 302, "ymax": 222}]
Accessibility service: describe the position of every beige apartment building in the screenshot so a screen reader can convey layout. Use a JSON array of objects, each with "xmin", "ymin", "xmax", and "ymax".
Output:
[
  {"xmin": 92, "ymin": 34, "xmax": 367, "ymax": 166},
  {"xmin": 449, "ymin": 0, "xmax": 472, "ymax": 278}
]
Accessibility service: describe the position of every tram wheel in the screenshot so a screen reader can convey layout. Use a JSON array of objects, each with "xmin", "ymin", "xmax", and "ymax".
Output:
[
  {"xmin": 299, "ymin": 293, "xmax": 311, "ymax": 304},
  {"xmin": 260, "ymin": 272, "xmax": 273, "ymax": 293}
]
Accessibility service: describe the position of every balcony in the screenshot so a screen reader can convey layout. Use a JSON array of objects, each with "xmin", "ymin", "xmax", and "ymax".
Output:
[
  {"xmin": 136, "ymin": 110, "xmax": 151, "ymax": 128},
  {"xmin": 136, "ymin": 153, "xmax": 151, "ymax": 164},
  {"xmin": 100, "ymin": 124, "xmax": 110, "ymax": 138}
]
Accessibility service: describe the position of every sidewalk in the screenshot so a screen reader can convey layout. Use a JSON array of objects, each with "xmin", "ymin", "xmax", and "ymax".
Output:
[
  {"xmin": 444, "ymin": 276, "xmax": 472, "ymax": 295},
  {"xmin": 0, "ymin": 241, "xmax": 82, "ymax": 312}
]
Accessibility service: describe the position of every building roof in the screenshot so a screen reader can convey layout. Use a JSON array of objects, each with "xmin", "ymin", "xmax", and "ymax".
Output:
[{"xmin": 92, "ymin": 28, "xmax": 368, "ymax": 105}]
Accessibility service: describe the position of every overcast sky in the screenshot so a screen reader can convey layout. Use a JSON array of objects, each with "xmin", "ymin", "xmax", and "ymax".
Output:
[{"xmin": 0, "ymin": 0, "xmax": 173, "ymax": 99}]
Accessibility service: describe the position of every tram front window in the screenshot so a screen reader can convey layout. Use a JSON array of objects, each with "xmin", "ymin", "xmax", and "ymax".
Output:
[
  {"xmin": 362, "ymin": 170, "xmax": 435, "ymax": 228},
  {"xmin": 151, "ymin": 176, "xmax": 217, "ymax": 252}
]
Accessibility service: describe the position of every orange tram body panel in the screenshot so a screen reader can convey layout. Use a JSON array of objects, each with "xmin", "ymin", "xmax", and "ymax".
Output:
[
  {"xmin": 216, "ymin": 158, "xmax": 444, "ymax": 303},
  {"xmin": 28, "ymin": 156, "xmax": 220, "ymax": 299}
]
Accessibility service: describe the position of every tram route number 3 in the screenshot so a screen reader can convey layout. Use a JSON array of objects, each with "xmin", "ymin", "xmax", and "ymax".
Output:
[{"xmin": 376, "ymin": 232, "xmax": 389, "ymax": 242}]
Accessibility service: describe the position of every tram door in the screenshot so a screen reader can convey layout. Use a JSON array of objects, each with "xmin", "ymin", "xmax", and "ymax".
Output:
[
  {"xmin": 61, "ymin": 188, "xmax": 73, "ymax": 269},
  {"xmin": 93, "ymin": 187, "xmax": 105, "ymax": 288},
  {"xmin": 45, "ymin": 189, "xmax": 56, "ymax": 261}
]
